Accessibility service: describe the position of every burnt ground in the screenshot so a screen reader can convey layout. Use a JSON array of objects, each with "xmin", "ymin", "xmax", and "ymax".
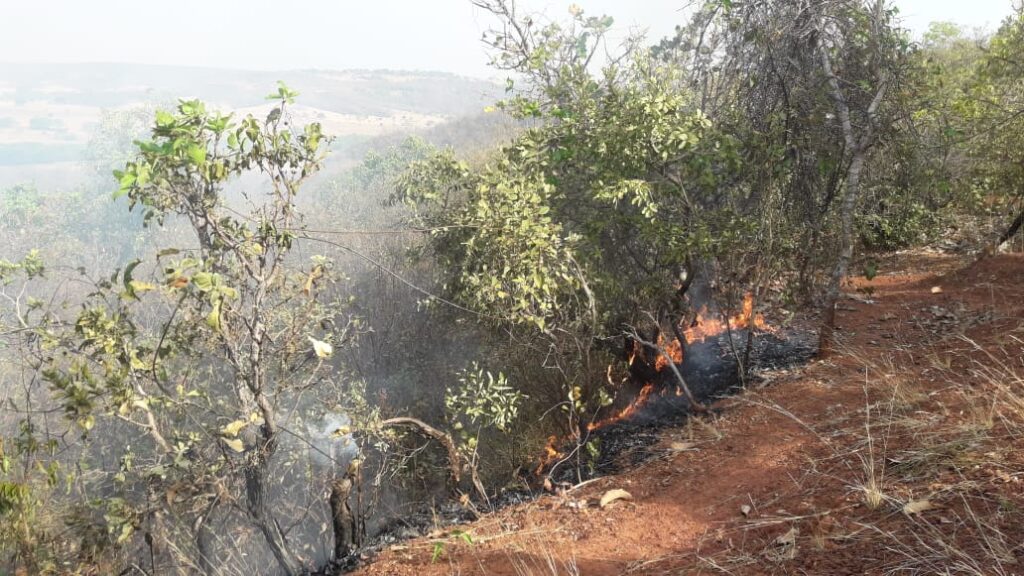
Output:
[
  {"xmin": 351, "ymin": 252, "xmax": 1024, "ymax": 575},
  {"xmin": 547, "ymin": 328, "xmax": 819, "ymax": 485}
]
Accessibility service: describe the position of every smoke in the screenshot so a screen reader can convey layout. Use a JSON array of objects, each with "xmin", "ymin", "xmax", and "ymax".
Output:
[{"xmin": 307, "ymin": 411, "xmax": 360, "ymax": 470}]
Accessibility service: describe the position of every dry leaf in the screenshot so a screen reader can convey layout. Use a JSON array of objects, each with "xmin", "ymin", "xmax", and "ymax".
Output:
[
  {"xmin": 222, "ymin": 438, "xmax": 245, "ymax": 453},
  {"xmin": 303, "ymin": 264, "xmax": 323, "ymax": 296},
  {"xmin": 930, "ymin": 286, "xmax": 943, "ymax": 294},
  {"xmin": 777, "ymin": 526, "xmax": 798, "ymax": 545},
  {"xmin": 766, "ymin": 526, "xmax": 799, "ymax": 561},
  {"xmin": 308, "ymin": 336, "xmax": 333, "ymax": 358},
  {"xmin": 128, "ymin": 280, "xmax": 157, "ymax": 293},
  {"xmin": 220, "ymin": 419, "xmax": 248, "ymax": 438},
  {"xmin": 563, "ymin": 498, "xmax": 588, "ymax": 510},
  {"xmin": 669, "ymin": 441, "xmax": 697, "ymax": 452},
  {"xmin": 845, "ymin": 293, "xmax": 876, "ymax": 304},
  {"xmin": 599, "ymin": 488, "xmax": 633, "ymax": 509},
  {"xmin": 902, "ymin": 499, "xmax": 934, "ymax": 515}
]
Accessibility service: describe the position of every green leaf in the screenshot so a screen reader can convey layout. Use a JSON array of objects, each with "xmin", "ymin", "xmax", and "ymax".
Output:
[
  {"xmin": 187, "ymin": 144, "xmax": 207, "ymax": 166},
  {"xmin": 218, "ymin": 285, "xmax": 239, "ymax": 300},
  {"xmin": 432, "ymin": 542, "xmax": 444, "ymax": 563},
  {"xmin": 155, "ymin": 110, "xmax": 175, "ymax": 128},
  {"xmin": 115, "ymin": 169, "xmax": 136, "ymax": 197},
  {"xmin": 267, "ymin": 81, "xmax": 299, "ymax": 103},
  {"xmin": 206, "ymin": 300, "xmax": 222, "ymax": 333},
  {"xmin": 192, "ymin": 272, "xmax": 215, "ymax": 292},
  {"xmin": 116, "ymin": 522, "xmax": 134, "ymax": 544},
  {"xmin": 123, "ymin": 259, "xmax": 142, "ymax": 292}
]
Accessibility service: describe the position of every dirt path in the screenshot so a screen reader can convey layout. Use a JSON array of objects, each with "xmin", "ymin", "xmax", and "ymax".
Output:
[{"xmin": 354, "ymin": 253, "xmax": 1024, "ymax": 575}]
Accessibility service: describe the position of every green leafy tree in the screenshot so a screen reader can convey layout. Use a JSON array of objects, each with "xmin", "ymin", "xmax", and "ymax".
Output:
[
  {"xmin": 969, "ymin": 7, "xmax": 1024, "ymax": 246},
  {"xmin": 35, "ymin": 84, "xmax": 347, "ymax": 575},
  {"xmin": 0, "ymin": 251, "xmax": 57, "ymax": 574},
  {"xmin": 394, "ymin": 3, "xmax": 747, "ymax": 459}
]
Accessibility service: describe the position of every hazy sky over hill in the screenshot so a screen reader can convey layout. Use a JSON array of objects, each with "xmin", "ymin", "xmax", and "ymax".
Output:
[{"xmin": 0, "ymin": 0, "xmax": 1013, "ymax": 77}]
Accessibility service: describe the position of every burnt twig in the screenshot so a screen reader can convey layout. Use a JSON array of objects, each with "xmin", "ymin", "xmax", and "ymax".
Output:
[{"xmin": 630, "ymin": 313, "xmax": 707, "ymax": 413}]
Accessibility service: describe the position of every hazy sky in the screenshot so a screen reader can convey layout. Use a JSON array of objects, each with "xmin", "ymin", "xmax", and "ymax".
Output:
[{"xmin": 0, "ymin": 0, "xmax": 1014, "ymax": 77}]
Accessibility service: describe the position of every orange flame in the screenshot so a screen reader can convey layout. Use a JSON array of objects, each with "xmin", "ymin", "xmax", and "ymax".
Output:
[
  {"xmin": 654, "ymin": 334, "xmax": 684, "ymax": 371},
  {"xmin": 684, "ymin": 293, "xmax": 770, "ymax": 344},
  {"xmin": 540, "ymin": 294, "xmax": 774, "ymax": 472},
  {"xmin": 535, "ymin": 435, "xmax": 563, "ymax": 476},
  {"xmin": 587, "ymin": 382, "xmax": 657, "ymax": 431}
]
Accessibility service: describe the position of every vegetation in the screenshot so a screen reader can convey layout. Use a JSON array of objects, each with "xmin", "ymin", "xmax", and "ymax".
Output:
[{"xmin": 2, "ymin": 1, "xmax": 1024, "ymax": 574}]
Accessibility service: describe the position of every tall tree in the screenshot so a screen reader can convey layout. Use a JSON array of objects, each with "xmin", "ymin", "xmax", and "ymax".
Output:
[
  {"xmin": 40, "ymin": 85, "xmax": 344, "ymax": 574},
  {"xmin": 659, "ymin": 0, "xmax": 909, "ymax": 351},
  {"xmin": 817, "ymin": 0, "xmax": 907, "ymax": 351}
]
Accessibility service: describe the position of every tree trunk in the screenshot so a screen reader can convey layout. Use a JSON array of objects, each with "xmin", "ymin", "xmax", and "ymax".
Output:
[
  {"xmin": 816, "ymin": 10, "xmax": 889, "ymax": 357},
  {"xmin": 195, "ymin": 501, "xmax": 220, "ymax": 576},
  {"xmin": 820, "ymin": 150, "xmax": 866, "ymax": 356},
  {"xmin": 245, "ymin": 434, "xmax": 303, "ymax": 576},
  {"xmin": 329, "ymin": 476, "xmax": 355, "ymax": 561},
  {"xmin": 997, "ymin": 207, "xmax": 1024, "ymax": 247}
]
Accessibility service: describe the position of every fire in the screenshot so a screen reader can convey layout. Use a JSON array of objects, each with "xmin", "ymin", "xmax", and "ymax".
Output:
[
  {"xmin": 587, "ymin": 382, "xmax": 656, "ymax": 432},
  {"xmin": 535, "ymin": 435, "xmax": 562, "ymax": 476},
  {"xmin": 683, "ymin": 293, "xmax": 770, "ymax": 344},
  {"xmin": 591, "ymin": 294, "xmax": 772, "ymax": 433},
  {"xmin": 654, "ymin": 334, "xmax": 683, "ymax": 371},
  {"xmin": 538, "ymin": 294, "xmax": 775, "ymax": 474}
]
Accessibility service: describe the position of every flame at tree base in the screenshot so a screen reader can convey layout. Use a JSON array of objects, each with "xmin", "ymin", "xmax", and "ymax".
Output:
[
  {"xmin": 590, "ymin": 294, "xmax": 773, "ymax": 432},
  {"xmin": 535, "ymin": 294, "xmax": 774, "ymax": 475},
  {"xmin": 535, "ymin": 435, "xmax": 562, "ymax": 476},
  {"xmin": 684, "ymin": 293, "xmax": 771, "ymax": 345}
]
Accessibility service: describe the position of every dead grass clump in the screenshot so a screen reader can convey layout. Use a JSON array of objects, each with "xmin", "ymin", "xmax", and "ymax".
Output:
[
  {"xmin": 876, "ymin": 497, "xmax": 1019, "ymax": 576},
  {"xmin": 501, "ymin": 534, "xmax": 581, "ymax": 576},
  {"xmin": 850, "ymin": 340, "xmax": 1024, "ymax": 574}
]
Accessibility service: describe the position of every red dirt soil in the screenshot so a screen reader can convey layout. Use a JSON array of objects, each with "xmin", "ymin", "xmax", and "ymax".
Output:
[{"xmin": 354, "ymin": 252, "xmax": 1024, "ymax": 576}]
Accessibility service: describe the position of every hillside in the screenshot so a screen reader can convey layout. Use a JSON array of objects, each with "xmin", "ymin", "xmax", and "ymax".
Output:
[
  {"xmin": 3, "ymin": 4, "xmax": 1024, "ymax": 576},
  {"xmin": 0, "ymin": 63, "xmax": 499, "ymax": 166},
  {"xmin": 354, "ymin": 252, "xmax": 1024, "ymax": 575}
]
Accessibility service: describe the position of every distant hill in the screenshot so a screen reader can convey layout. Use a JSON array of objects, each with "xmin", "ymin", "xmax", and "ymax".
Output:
[{"xmin": 0, "ymin": 63, "xmax": 501, "ymax": 166}]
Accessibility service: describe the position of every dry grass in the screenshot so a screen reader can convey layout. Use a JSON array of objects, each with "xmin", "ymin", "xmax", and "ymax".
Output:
[
  {"xmin": 873, "ymin": 496, "xmax": 1018, "ymax": 576},
  {"xmin": 504, "ymin": 539, "xmax": 581, "ymax": 576},
  {"xmin": 695, "ymin": 333, "xmax": 1024, "ymax": 574},
  {"xmin": 841, "ymin": 341, "xmax": 1023, "ymax": 573}
]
